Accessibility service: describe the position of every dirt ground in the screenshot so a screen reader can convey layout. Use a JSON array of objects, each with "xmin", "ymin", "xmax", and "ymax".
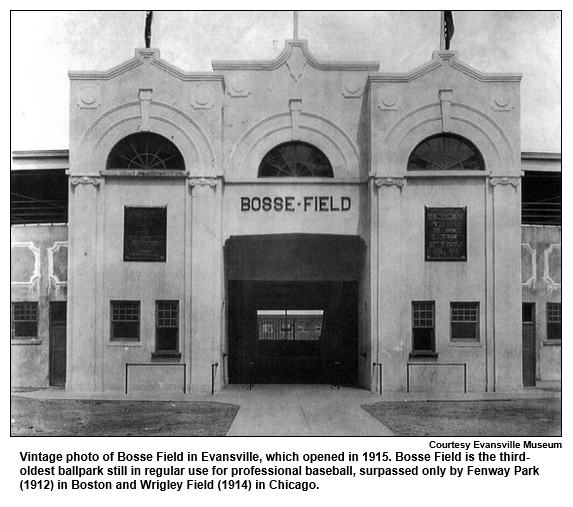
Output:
[
  {"xmin": 11, "ymin": 396, "xmax": 239, "ymax": 437},
  {"xmin": 361, "ymin": 397, "xmax": 561, "ymax": 436},
  {"xmin": 11, "ymin": 393, "xmax": 561, "ymax": 437}
]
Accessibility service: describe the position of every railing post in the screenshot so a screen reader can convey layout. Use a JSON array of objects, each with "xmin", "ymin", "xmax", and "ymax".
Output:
[
  {"xmin": 332, "ymin": 361, "xmax": 341, "ymax": 389},
  {"xmin": 248, "ymin": 361, "xmax": 254, "ymax": 390},
  {"xmin": 211, "ymin": 362, "xmax": 219, "ymax": 395},
  {"xmin": 222, "ymin": 353, "xmax": 229, "ymax": 386},
  {"xmin": 183, "ymin": 363, "xmax": 187, "ymax": 394},
  {"xmin": 372, "ymin": 362, "xmax": 383, "ymax": 394}
]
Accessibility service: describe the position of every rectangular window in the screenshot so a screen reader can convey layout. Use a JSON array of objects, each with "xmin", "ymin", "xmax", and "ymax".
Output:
[
  {"xmin": 451, "ymin": 302, "xmax": 479, "ymax": 341},
  {"xmin": 412, "ymin": 301, "xmax": 435, "ymax": 354},
  {"xmin": 257, "ymin": 310, "xmax": 323, "ymax": 341},
  {"xmin": 547, "ymin": 303, "xmax": 561, "ymax": 341},
  {"xmin": 11, "ymin": 302, "xmax": 38, "ymax": 339},
  {"xmin": 522, "ymin": 303, "xmax": 535, "ymax": 324},
  {"xmin": 111, "ymin": 301, "xmax": 140, "ymax": 341},
  {"xmin": 156, "ymin": 300, "xmax": 179, "ymax": 352},
  {"xmin": 123, "ymin": 207, "xmax": 167, "ymax": 262}
]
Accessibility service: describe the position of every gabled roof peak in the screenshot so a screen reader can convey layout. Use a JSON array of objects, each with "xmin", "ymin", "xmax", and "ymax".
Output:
[
  {"xmin": 212, "ymin": 39, "xmax": 379, "ymax": 72},
  {"xmin": 69, "ymin": 47, "xmax": 222, "ymax": 82},
  {"xmin": 370, "ymin": 50, "xmax": 522, "ymax": 84}
]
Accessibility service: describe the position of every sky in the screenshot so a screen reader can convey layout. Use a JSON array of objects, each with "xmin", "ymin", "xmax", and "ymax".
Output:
[{"xmin": 10, "ymin": 10, "xmax": 561, "ymax": 152}]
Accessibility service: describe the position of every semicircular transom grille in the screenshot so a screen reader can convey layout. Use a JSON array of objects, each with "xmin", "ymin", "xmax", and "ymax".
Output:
[
  {"xmin": 258, "ymin": 142, "xmax": 334, "ymax": 177},
  {"xmin": 107, "ymin": 133, "xmax": 185, "ymax": 170},
  {"xmin": 407, "ymin": 134, "xmax": 485, "ymax": 171}
]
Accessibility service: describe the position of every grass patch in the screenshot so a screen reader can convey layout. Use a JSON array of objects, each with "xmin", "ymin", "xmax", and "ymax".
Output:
[
  {"xmin": 361, "ymin": 398, "xmax": 561, "ymax": 437},
  {"xmin": 11, "ymin": 396, "xmax": 239, "ymax": 436}
]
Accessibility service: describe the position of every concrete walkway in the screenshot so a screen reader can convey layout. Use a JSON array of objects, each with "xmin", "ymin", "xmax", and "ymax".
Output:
[{"xmin": 217, "ymin": 385, "xmax": 395, "ymax": 436}]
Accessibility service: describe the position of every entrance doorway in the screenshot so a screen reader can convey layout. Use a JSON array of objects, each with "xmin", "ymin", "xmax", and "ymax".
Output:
[
  {"xmin": 522, "ymin": 303, "xmax": 536, "ymax": 386},
  {"xmin": 49, "ymin": 301, "xmax": 66, "ymax": 386},
  {"xmin": 225, "ymin": 234, "xmax": 362, "ymax": 385},
  {"xmin": 228, "ymin": 281, "xmax": 358, "ymax": 384}
]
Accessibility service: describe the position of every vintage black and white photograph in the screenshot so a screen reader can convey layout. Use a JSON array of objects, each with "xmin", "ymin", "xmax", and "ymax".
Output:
[{"xmin": 10, "ymin": 11, "xmax": 561, "ymax": 437}]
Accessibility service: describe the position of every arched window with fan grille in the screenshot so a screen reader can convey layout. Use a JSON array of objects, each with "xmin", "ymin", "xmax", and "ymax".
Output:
[
  {"xmin": 407, "ymin": 134, "xmax": 485, "ymax": 171},
  {"xmin": 107, "ymin": 132, "xmax": 185, "ymax": 171},
  {"xmin": 258, "ymin": 142, "xmax": 333, "ymax": 177}
]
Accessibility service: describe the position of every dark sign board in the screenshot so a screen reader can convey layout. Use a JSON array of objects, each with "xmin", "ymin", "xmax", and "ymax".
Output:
[
  {"xmin": 123, "ymin": 207, "xmax": 167, "ymax": 262},
  {"xmin": 425, "ymin": 207, "xmax": 467, "ymax": 261}
]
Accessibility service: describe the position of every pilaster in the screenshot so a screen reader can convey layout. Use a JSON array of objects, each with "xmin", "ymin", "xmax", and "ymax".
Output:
[
  {"xmin": 490, "ymin": 176, "xmax": 522, "ymax": 390},
  {"xmin": 372, "ymin": 177, "xmax": 406, "ymax": 392},
  {"xmin": 188, "ymin": 176, "xmax": 223, "ymax": 393},
  {"xmin": 67, "ymin": 175, "xmax": 101, "ymax": 391}
]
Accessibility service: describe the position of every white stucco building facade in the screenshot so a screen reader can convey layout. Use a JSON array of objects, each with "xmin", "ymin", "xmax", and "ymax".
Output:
[
  {"xmin": 11, "ymin": 34, "xmax": 561, "ymax": 395},
  {"xmin": 57, "ymin": 38, "xmax": 525, "ymax": 394}
]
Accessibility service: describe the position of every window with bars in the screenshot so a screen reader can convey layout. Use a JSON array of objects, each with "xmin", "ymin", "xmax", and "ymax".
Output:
[
  {"xmin": 156, "ymin": 300, "xmax": 179, "ymax": 353},
  {"xmin": 546, "ymin": 303, "xmax": 561, "ymax": 341},
  {"xmin": 451, "ymin": 302, "xmax": 480, "ymax": 341},
  {"xmin": 412, "ymin": 301, "xmax": 435, "ymax": 354},
  {"xmin": 11, "ymin": 302, "xmax": 38, "ymax": 339},
  {"xmin": 110, "ymin": 301, "xmax": 140, "ymax": 341}
]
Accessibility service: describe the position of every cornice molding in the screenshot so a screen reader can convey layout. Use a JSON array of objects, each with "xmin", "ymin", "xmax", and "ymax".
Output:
[
  {"xmin": 151, "ymin": 59, "xmax": 224, "ymax": 82},
  {"xmin": 449, "ymin": 59, "xmax": 522, "ymax": 83},
  {"xmin": 69, "ymin": 57, "xmax": 143, "ymax": 81},
  {"xmin": 369, "ymin": 61, "xmax": 442, "ymax": 83},
  {"xmin": 69, "ymin": 48, "xmax": 224, "ymax": 83},
  {"xmin": 212, "ymin": 40, "xmax": 379, "ymax": 72},
  {"xmin": 521, "ymin": 152, "xmax": 562, "ymax": 162},
  {"xmin": 369, "ymin": 51, "xmax": 522, "ymax": 84}
]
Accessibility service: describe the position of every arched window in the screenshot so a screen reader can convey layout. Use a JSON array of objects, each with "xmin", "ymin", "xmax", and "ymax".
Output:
[
  {"xmin": 407, "ymin": 134, "xmax": 484, "ymax": 171},
  {"xmin": 258, "ymin": 142, "xmax": 333, "ymax": 177},
  {"xmin": 107, "ymin": 132, "xmax": 185, "ymax": 170}
]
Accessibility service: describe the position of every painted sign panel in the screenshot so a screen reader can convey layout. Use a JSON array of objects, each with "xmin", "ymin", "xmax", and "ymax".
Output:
[
  {"xmin": 425, "ymin": 207, "xmax": 467, "ymax": 261},
  {"xmin": 123, "ymin": 207, "xmax": 167, "ymax": 262},
  {"xmin": 224, "ymin": 184, "xmax": 362, "ymax": 237}
]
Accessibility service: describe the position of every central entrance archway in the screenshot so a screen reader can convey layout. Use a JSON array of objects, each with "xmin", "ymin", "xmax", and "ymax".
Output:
[{"xmin": 225, "ymin": 234, "xmax": 361, "ymax": 385}]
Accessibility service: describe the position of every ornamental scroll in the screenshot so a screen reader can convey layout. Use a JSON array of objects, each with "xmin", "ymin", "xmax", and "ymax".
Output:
[{"xmin": 425, "ymin": 207, "xmax": 467, "ymax": 261}]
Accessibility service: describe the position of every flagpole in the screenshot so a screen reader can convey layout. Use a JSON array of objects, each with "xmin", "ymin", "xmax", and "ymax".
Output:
[
  {"xmin": 293, "ymin": 11, "xmax": 299, "ymax": 40},
  {"xmin": 145, "ymin": 11, "xmax": 153, "ymax": 48},
  {"xmin": 440, "ymin": 11, "xmax": 445, "ymax": 50}
]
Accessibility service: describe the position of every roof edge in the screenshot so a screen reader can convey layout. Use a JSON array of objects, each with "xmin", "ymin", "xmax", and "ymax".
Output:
[{"xmin": 212, "ymin": 39, "xmax": 379, "ymax": 72}]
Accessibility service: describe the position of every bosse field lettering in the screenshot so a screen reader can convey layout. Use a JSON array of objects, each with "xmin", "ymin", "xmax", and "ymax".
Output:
[{"xmin": 240, "ymin": 196, "xmax": 351, "ymax": 212}]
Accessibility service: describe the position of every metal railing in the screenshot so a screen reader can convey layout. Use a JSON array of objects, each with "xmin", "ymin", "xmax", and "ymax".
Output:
[
  {"xmin": 406, "ymin": 362, "xmax": 467, "ymax": 393},
  {"xmin": 125, "ymin": 363, "xmax": 187, "ymax": 394}
]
